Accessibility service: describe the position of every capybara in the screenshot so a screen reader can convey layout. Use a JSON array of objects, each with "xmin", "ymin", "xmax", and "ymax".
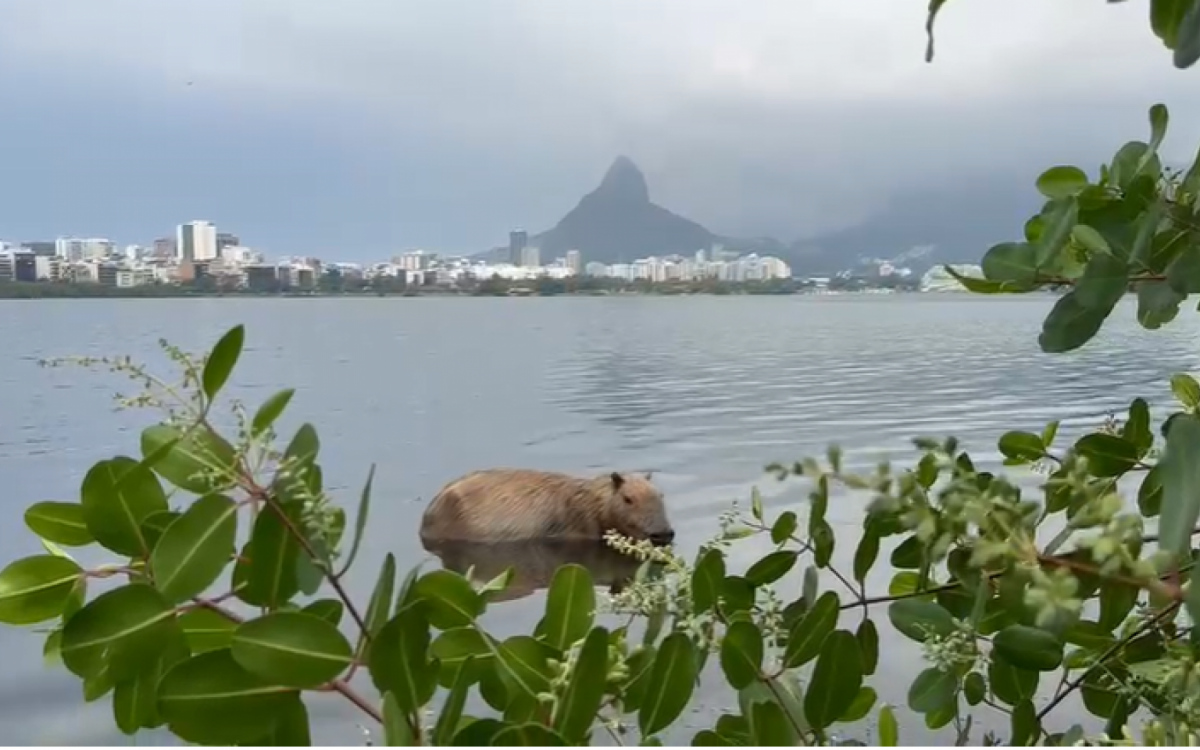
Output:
[
  {"xmin": 419, "ymin": 469, "xmax": 674, "ymax": 545},
  {"xmin": 421, "ymin": 538, "xmax": 644, "ymax": 603}
]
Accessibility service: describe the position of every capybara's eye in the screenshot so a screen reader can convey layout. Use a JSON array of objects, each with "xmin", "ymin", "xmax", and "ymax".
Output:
[{"xmin": 623, "ymin": 495, "xmax": 634, "ymax": 505}]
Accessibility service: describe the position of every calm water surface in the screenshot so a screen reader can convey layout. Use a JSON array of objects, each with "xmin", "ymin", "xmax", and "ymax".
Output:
[{"xmin": 1, "ymin": 295, "xmax": 1197, "ymax": 745}]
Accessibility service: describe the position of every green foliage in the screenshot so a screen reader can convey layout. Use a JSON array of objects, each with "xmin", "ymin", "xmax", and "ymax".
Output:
[{"xmin": 6, "ymin": 6, "xmax": 1200, "ymax": 747}]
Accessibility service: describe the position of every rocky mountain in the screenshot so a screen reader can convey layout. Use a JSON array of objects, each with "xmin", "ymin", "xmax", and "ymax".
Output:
[{"xmin": 531, "ymin": 156, "xmax": 716, "ymax": 263}]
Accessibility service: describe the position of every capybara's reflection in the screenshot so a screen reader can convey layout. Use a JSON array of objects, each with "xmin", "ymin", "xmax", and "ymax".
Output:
[{"xmin": 421, "ymin": 537, "xmax": 644, "ymax": 603}]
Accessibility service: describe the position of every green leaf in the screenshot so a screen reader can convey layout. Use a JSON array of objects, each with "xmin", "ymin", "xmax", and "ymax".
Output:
[
  {"xmin": 336, "ymin": 463, "xmax": 375, "ymax": 578},
  {"xmin": 61, "ymin": 583, "xmax": 176, "ymax": 680},
  {"xmin": 853, "ymin": 526, "xmax": 880, "ymax": 584},
  {"xmin": 414, "ymin": 569, "xmax": 485, "ymax": 631},
  {"xmin": 141, "ymin": 424, "xmax": 238, "ymax": 495},
  {"xmin": 1036, "ymin": 197, "xmax": 1080, "ymax": 268},
  {"xmin": 432, "ymin": 659, "xmax": 474, "ymax": 746},
  {"xmin": 878, "ymin": 705, "xmax": 899, "ymax": 746},
  {"xmin": 382, "ymin": 692, "xmax": 416, "ymax": 746},
  {"xmin": 80, "ymin": 456, "xmax": 168, "ymax": 557},
  {"xmin": 621, "ymin": 644, "xmax": 657, "ymax": 713},
  {"xmin": 770, "ymin": 511, "xmax": 797, "ymax": 544},
  {"xmin": 692, "ymin": 548, "xmax": 725, "ymax": 614},
  {"xmin": 744, "ymin": 551, "xmax": 797, "ymax": 586},
  {"xmin": 1011, "ymin": 700, "xmax": 1039, "ymax": 747},
  {"xmin": 811, "ymin": 519, "xmax": 834, "ymax": 568},
  {"xmin": 998, "ymin": 431, "xmax": 1045, "ymax": 462},
  {"xmin": 283, "ymin": 423, "xmax": 320, "ymax": 467},
  {"xmin": 963, "ymin": 671, "xmax": 985, "ymax": 706},
  {"xmin": 1112, "ymin": 142, "xmax": 1161, "ymax": 189},
  {"xmin": 840, "ymin": 686, "xmax": 877, "ymax": 723},
  {"xmin": 942, "ymin": 265, "xmax": 1028, "ymax": 293},
  {"xmin": 1160, "ymin": 414, "xmax": 1200, "ymax": 559},
  {"xmin": 246, "ymin": 696, "xmax": 312, "ymax": 746},
  {"xmin": 1039, "ymin": 290, "xmax": 1111, "ymax": 353},
  {"xmin": 1146, "ymin": 103, "xmax": 1170, "ymax": 161},
  {"xmin": 804, "ymin": 630, "xmax": 863, "ymax": 731},
  {"xmin": 432, "ymin": 627, "xmax": 493, "ymax": 680},
  {"xmin": 981, "ymin": 242, "xmax": 1038, "ymax": 286},
  {"xmin": 302, "ymin": 598, "xmax": 344, "ymax": 626},
  {"xmin": 24, "ymin": 501, "xmax": 94, "ymax": 547},
  {"xmin": 1075, "ymin": 253, "xmax": 1129, "ymax": 312},
  {"xmin": 1181, "ymin": 3, "xmax": 1200, "ymax": 68},
  {"xmin": 993, "ymin": 625, "xmax": 1064, "ymax": 672},
  {"xmin": 888, "ymin": 599, "xmax": 954, "ymax": 643},
  {"xmin": 749, "ymin": 698, "xmax": 798, "ymax": 746},
  {"xmin": 1037, "ymin": 166, "xmax": 1089, "ymax": 199},
  {"xmin": 369, "ymin": 602, "xmax": 437, "ymax": 714},
  {"xmin": 536, "ymin": 564, "xmax": 593, "ymax": 650},
  {"xmin": 1071, "ymin": 224, "xmax": 1110, "ymax": 255},
  {"xmin": 140, "ymin": 510, "xmax": 180, "ymax": 551},
  {"xmin": 1167, "ymin": 247, "xmax": 1200, "ymax": 294},
  {"xmin": 356, "ymin": 554, "xmax": 396, "ymax": 661},
  {"xmin": 783, "ymin": 590, "xmax": 838, "ymax": 668},
  {"xmin": 692, "ymin": 729, "xmax": 731, "ymax": 746},
  {"xmin": 1099, "ymin": 582, "xmax": 1139, "ymax": 631},
  {"xmin": 251, "ymin": 389, "xmax": 296, "ymax": 437},
  {"xmin": 719, "ymin": 620, "xmax": 763, "ymax": 690},
  {"xmin": 908, "ymin": 667, "xmax": 956, "ymax": 714},
  {"xmin": 1075, "ymin": 433, "xmax": 1140, "ymax": 477},
  {"xmin": 553, "ymin": 627, "xmax": 609, "ymax": 744},
  {"xmin": 151, "ymin": 493, "xmax": 238, "ymax": 602},
  {"xmin": 1172, "ymin": 373, "xmax": 1200, "ymax": 411},
  {"xmin": 498, "ymin": 634, "xmax": 557, "ymax": 699},
  {"xmin": 856, "ymin": 619, "xmax": 879, "ymax": 676},
  {"xmin": 491, "ymin": 723, "xmax": 568, "ymax": 746},
  {"xmin": 639, "ymin": 632, "xmax": 698, "ymax": 737},
  {"xmin": 201, "ymin": 324, "xmax": 245, "ymax": 400},
  {"xmin": 179, "ymin": 607, "xmax": 237, "ymax": 654},
  {"xmin": 1138, "ymin": 280, "xmax": 1186, "ymax": 331},
  {"xmin": 1186, "ymin": 564, "xmax": 1200, "ymax": 635},
  {"xmin": 231, "ymin": 611, "xmax": 353, "ymax": 688},
  {"xmin": 989, "ymin": 655, "xmax": 1039, "ymax": 706},
  {"xmin": 113, "ymin": 659, "xmax": 165, "ymax": 734},
  {"xmin": 239, "ymin": 505, "xmax": 301, "ymax": 609},
  {"xmin": 0, "ymin": 554, "xmax": 83, "ymax": 625},
  {"xmin": 158, "ymin": 648, "xmax": 300, "ymax": 745}
]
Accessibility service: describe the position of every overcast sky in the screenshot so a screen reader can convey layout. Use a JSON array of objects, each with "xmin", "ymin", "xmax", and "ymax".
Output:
[{"xmin": 0, "ymin": 0, "xmax": 1196, "ymax": 259}]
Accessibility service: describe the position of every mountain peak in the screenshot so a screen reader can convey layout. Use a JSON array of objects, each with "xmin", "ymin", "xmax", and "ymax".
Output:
[{"xmin": 596, "ymin": 156, "xmax": 650, "ymax": 204}]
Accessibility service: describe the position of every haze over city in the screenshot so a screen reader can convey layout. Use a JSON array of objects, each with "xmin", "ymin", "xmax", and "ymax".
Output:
[{"xmin": 2, "ymin": 0, "xmax": 1198, "ymax": 261}]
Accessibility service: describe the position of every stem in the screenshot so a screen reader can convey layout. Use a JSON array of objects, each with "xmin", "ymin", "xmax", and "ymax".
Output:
[
  {"xmin": 193, "ymin": 597, "xmax": 383, "ymax": 725},
  {"xmin": 762, "ymin": 676, "xmax": 809, "ymax": 743}
]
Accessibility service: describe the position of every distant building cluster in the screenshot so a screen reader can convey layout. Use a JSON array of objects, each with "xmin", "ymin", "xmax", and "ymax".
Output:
[{"xmin": 584, "ymin": 247, "xmax": 792, "ymax": 283}]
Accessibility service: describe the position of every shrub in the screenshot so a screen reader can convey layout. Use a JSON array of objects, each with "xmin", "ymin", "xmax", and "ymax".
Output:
[{"xmin": 4, "ymin": 3, "xmax": 1200, "ymax": 746}]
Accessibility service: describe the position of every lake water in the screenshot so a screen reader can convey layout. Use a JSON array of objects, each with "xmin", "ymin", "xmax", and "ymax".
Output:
[{"xmin": 1, "ymin": 295, "xmax": 1197, "ymax": 745}]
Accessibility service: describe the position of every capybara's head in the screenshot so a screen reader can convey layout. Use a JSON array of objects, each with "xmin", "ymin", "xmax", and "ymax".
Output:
[{"xmin": 602, "ymin": 471, "xmax": 674, "ymax": 546}]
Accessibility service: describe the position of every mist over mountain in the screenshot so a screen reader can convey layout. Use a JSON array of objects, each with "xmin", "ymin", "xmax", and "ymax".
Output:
[{"xmin": 482, "ymin": 157, "xmax": 1044, "ymax": 275}]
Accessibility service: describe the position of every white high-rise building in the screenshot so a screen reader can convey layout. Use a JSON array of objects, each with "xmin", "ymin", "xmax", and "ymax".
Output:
[
  {"xmin": 177, "ymin": 221, "xmax": 218, "ymax": 263},
  {"xmin": 565, "ymin": 249, "xmax": 582, "ymax": 275},
  {"xmin": 55, "ymin": 237, "xmax": 113, "ymax": 261}
]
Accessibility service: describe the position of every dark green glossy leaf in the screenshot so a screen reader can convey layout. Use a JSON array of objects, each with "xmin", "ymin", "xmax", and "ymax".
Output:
[
  {"xmin": 888, "ymin": 599, "xmax": 955, "ymax": 643},
  {"xmin": 889, "ymin": 535, "xmax": 923, "ymax": 569},
  {"xmin": 201, "ymin": 324, "xmax": 245, "ymax": 400},
  {"xmin": 431, "ymin": 627, "xmax": 493, "ymax": 681},
  {"xmin": 497, "ymin": 635, "xmax": 556, "ymax": 699},
  {"xmin": 990, "ymin": 655, "xmax": 1039, "ymax": 706},
  {"xmin": 336, "ymin": 463, "xmax": 375, "ymax": 578},
  {"xmin": 251, "ymin": 389, "xmax": 295, "ymax": 437},
  {"xmin": 1011, "ymin": 700, "xmax": 1039, "ymax": 746},
  {"xmin": 692, "ymin": 548, "xmax": 725, "ymax": 614},
  {"xmin": 1037, "ymin": 165, "xmax": 1089, "ymax": 199},
  {"xmin": 246, "ymin": 696, "xmax": 312, "ymax": 746},
  {"xmin": 1071, "ymin": 224, "xmax": 1110, "ymax": 254},
  {"xmin": 1099, "ymin": 582, "xmax": 1139, "ymax": 631},
  {"xmin": 907, "ymin": 667, "xmax": 956, "ymax": 714},
  {"xmin": 1035, "ymin": 197, "xmax": 1079, "ymax": 268},
  {"xmin": 993, "ymin": 625, "xmax": 1064, "ymax": 672},
  {"xmin": 783, "ymin": 590, "xmax": 838, "ymax": 668},
  {"xmin": 151, "ymin": 493, "xmax": 238, "ymax": 602},
  {"xmin": 80, "ymin": 456, "xmax": 168, "ymax": 557},
  {"xmin": 0, "ymin": 554, "xmax": 83, "ymax": 625},
  {"xmin": 852, "ymin": 526, "xmax": 880, "ymax": 584},
  {"xmin": 141, "ymin": 424, "xmax": 238, "ymax": 495},
  {"xmin": 639, "ymin": 632, "xmax": 698, "ymax": 737},
  {"xmin": 770, "ymin": 511, "xmax": 797, "ymax": 545},
  {"xmin": 283, "ymin": 424, "xmax": 320, "ymax": 467},
  {"xmin": 536, "ymin": 564, "xmax": 593, "ymax": 650},
  {"xmin": 301, "ymin": 599, "xmax": 343, "ymax": 626},
  {"xmin": 140, "ymin": 510, "xmax": 180, "ymax": 551},
  {"xmin": 383, "ymin": 692, "xmax": 416, "ymax": 746},
  {"xmin": 719, "ymin": 620, "xmax": 763, "ymax": 690},
  {"xmin": 749, "ymin": 698, "xmax": 797, "ymax": 746},
  {"xmin": 451, "ymin": 718, "xmax": 505, "ymax": 746},
  {"xmin": 1124, "ymin": 398, "xmax": 1153, "ymax": 456},
  {"xmin": 998, "ymin": 431, "xmax": 1045, "ymax": 462},
  {"xmin": 1074, "ymin": 433, "xmax": 1140, "ymax": 477},
  {"xmin": 1167, "ymin": 246, "xmax": 1200, "ymax": 294},
  {"xmin": 1038, "ymin": 290, "xmax": 1111, "ymax": 353},
  {"xmin": 691, "ymin": 730, "xmax": 731, "ymax": 746},
  {"xmin": 553, "ymin": 627, "xmax": 609, "ymax": 744},
  {"xmin": 238, "ymin": 505, "xmax": 300, "ymax": 609},
  {"xmin": 1075, "ymin": 253, "xmax": 1129, "ymax": 312},
  {"xmin": 720, "ymin": 575, "xmax": 755, "ymax": 617},
  {"xmin": 231, "ymin": 611, "xmax": 353, "ymax": 688},
  {"xmin": 180, "ymin": 607, "xmax": 237, "ymax": 654},
  {"xmin": 744, "ymin": 551, "xmax": 796, "ymax": 587},
  {"xmin": 1159, "ymin": 414, "xmax": 1200, "ymax": 559},
  {"xmin": 981, "ymin": 242, "xmax": 1038, "ymax": 286},
  {"xmin": 840, "ymin": 686, "xmax": 877, "ymax": 723},
  {"xmin": 1137, "ymin": 280, "xmax": 1185, "ymax": 330},
  {"xmin": 1171, "ymin": 373, "xmax": 1200, "ymax": 410},
  {"xmin": 804, "ymin": 630, "xmax": 862, "ymax": 731},
  {"xmin": 24, "ymin": 501, "xmax": 94, "ymax": 547},
  {"xmin": 943, "ymin": 265, "xmax": 1028, "ymax": 293},
  {"xmin": 812, "ymin": 520, "xmax": 834, "ymax": 568},
  {"xmin": 879, "ymin": 705, "xmax": 899, "ymax": 746},
  {"xmin": 963, "ymin": 671, "xmax": 985, "ymax": 706},
  {"xmin": 1187, "ymin": 564, "xmax": 1200, "ymax": 638},
  {"xmin": 61, "ymin": 583, "xmax": 176, "ymax": 680},
  {"xmin": 856, "ymin": 619, "xmax": 879, "ymax": 676},
  {"xmin": 434, "ymin": 658, "xmax": 474, "ymax": 746},
  {"xmin": 491, "ymin": 723, "xmax": 567, "ymax": 746},
  {"xmin": 369, "ymin": 602, "xmax": 437, "ymax": 714},
  {"xmin": 158, "ymin": 649, "xmax": 300, "ymax": 745},
  {"xmin": 356, "ymin": 554, "xmax": 396, "ymax": 661},
  {"xmin": 621, "ymin": 644, "xmax": 656, "ymax": 713}
]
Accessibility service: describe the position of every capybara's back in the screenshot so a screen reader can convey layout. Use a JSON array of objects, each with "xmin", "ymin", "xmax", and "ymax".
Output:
[{"xmin": 419, "ymin": 468, "xmax": 673, "ymax": 544}]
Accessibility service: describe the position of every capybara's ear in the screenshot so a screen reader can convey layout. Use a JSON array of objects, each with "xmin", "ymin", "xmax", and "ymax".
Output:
[{"xmin": 610, "ymin": 471, "xmax": 625, "ymax": 489}]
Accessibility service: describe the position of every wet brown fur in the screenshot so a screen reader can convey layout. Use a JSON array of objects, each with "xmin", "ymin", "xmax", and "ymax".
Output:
[{"xmin": 419, "ymin": 469, "xmax": 672, "ymax": 543}]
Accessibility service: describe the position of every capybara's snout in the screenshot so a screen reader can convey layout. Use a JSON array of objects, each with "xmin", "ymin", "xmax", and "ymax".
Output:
[{"xmin": 648, "ymin": 528, "xmax": 675, "ymax": 546}]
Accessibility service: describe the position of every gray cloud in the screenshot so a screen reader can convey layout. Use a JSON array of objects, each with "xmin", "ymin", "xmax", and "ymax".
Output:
[{"xmin": 1, "ymin": 0, "xmax": 1196, "ymax": 257}]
